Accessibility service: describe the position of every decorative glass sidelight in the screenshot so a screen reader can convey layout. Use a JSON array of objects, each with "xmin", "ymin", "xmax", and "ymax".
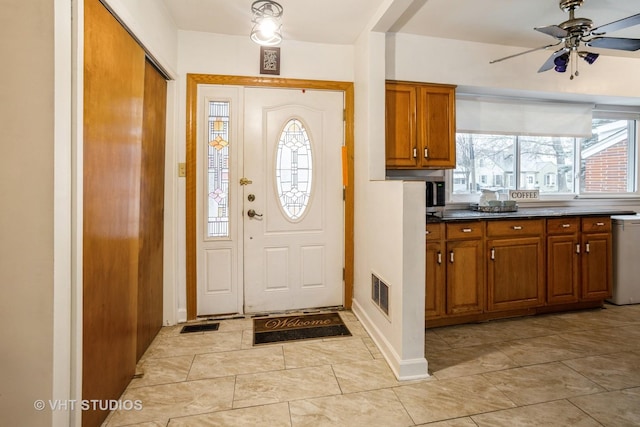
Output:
[
  {"xmin": 275, "ymin": 118, "xmax": 313, "ymax": 220},
  {"xmin": 207, "ymin": 101, "xmax": 230, "ymax": 237}
]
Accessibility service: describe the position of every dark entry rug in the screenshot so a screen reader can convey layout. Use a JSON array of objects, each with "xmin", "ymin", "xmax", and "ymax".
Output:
[{"xmin": 253, "ymin": 312, "xmax": 351, "ymax": 345}]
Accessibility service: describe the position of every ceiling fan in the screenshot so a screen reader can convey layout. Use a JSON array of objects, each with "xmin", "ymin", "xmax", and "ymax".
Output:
[{"xmin": 490, "ymin": 0, "xmax": 640, "ymax": 79}]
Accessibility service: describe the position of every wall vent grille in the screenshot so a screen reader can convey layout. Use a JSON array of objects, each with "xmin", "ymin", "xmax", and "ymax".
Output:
[{"xmin": 371, "ymin": 273, "xmax": 389, "ymax": 315}]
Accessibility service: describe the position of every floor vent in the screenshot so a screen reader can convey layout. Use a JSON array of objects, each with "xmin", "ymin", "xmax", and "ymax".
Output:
[
  {"xmin": 180, "ymin": 322, "xmax": 220, "ymax": 333},
  {"xmin": 371, "ymin": 274, "xmax": 389, "ymax": 315}
]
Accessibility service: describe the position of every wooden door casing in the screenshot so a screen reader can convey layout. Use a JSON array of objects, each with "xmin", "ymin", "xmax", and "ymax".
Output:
[{"xmin": 185, "ymin": 74, "xmax": 355, "ymax": 321}]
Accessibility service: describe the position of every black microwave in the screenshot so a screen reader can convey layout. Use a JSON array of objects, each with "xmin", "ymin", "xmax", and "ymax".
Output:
[{"xmin": 426, "ymin": 181, "xmax": 446, "ymax": 208}]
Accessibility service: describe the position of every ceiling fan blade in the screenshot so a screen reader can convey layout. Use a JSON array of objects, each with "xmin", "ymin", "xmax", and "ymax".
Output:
[
  {"xmin": 489, "ymin": 42, "xmax": 562, "ymax": 64},
  {"xmin": 538, "ymin": 47, "xmax": 570, "ymax": 73},
  {"xmin": 587, "ymin": 37, "xmax": 640, "ymax": 51},
  {"xmin": 591, "ymin": 13, "xmax": 640, "ymax": 35},
  {"xmin": 535, "ymin": 25, "xmax": 569, "ymax": 39}
]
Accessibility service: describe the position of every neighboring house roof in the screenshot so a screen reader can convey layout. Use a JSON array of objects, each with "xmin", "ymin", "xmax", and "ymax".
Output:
[{"xmin": 582, "ymin": 122, "xmax": 628, "ymax": 159}]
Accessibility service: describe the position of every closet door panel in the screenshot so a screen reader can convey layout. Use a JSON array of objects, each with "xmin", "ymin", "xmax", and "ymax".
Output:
[
  {"xmin": 137, "ymin": 60, "xmax": 167, "ymax": 361},
  {"xmin": 83, "ymin": 0, "xmax": 145, "ymax": 425}
]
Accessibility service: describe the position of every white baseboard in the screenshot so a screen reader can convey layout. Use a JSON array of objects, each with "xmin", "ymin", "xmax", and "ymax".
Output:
[
  {"xmin": 176, "ymin": 308, "xmax": 187, "ymax": 324},
  {"xmin": 351, "ymin": 299, "xmax": 429, "ymax": 381}
]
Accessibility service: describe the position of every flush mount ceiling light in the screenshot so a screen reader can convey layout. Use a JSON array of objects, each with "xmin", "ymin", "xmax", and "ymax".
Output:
[{"xmin": 250, "ymin": 0, "xmax": 283, "ymax": 46}]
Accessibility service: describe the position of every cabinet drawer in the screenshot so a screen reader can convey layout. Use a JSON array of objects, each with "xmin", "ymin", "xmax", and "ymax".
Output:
[
  {"xmin": 547, "ymin": 217, "xmax": 580, "ymax": 234},
  {"xmin": 487, "ymin": 219, "xmax": 544, "ymax": 237},
  {"xmin": 426, "ymin": 223, "xmax": 443, "ymax": 240},
  {"xmin": 581, "ymin": 217, "xmax": 611, "ymax": 232},
  {"xmin": 446, "ymin": 222, "xmax": 484, "ymax": 239}
]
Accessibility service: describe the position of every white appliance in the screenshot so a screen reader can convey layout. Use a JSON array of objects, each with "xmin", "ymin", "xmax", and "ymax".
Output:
[{"xmin": 608, "ymin": 214, "xmax": 640, "ymax": 305}]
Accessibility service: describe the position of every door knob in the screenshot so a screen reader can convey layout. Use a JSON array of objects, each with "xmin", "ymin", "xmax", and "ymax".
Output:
[{"xmin": 247, "ymin": 209, "xmax": 263, "ymax": 218}]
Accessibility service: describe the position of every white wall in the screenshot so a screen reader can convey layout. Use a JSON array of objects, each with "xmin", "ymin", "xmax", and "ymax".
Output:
[
  {"xmin": 102, "ymin": 0, "xmax": 179, "ymax": 77},
  {"xmin": 174, "ymin": 31, "xmax": 354, "ymax": 321},
  {"xmin": 350, "ymin": 13, "xmax": 428, "ymax": 379},
  {"xmin": 387, "ymin": 33, "xmax": 640, "ymax": 102},
  {"xmin": 0, "ymin": 1, "xmax": 56, "ymax": 426}
]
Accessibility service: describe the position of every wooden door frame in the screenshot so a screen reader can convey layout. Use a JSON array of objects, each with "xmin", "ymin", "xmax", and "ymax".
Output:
[{"xmin": 185, "ymin": 74, "xmax": 354, "ymax": 320}]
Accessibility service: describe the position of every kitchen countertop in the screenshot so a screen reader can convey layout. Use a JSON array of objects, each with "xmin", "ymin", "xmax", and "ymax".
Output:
[{"xmin": 427, "ymin": 207, "xmax": 637, "ymax": 222}]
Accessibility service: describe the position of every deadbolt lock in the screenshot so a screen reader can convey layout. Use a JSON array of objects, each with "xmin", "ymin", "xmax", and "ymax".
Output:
[{"xmin": 248, "ymin": 194, "xmax": 255, "ymax": 202}]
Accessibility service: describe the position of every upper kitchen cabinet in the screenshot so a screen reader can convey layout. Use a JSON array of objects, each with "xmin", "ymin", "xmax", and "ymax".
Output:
[{"xmin": 385, "ymin": 81, "xmax": 456, "ymax": 169}]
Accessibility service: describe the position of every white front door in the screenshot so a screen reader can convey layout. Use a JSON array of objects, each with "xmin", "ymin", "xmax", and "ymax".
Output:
[{"xmin": 196, "ymin": 85, "xmax": 344, "ymax": 316}]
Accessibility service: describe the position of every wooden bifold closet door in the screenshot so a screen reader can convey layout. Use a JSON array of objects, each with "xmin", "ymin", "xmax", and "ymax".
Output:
[{"xmin": 83, "ymin": 0, "xmax": 166, "ymax": 425}]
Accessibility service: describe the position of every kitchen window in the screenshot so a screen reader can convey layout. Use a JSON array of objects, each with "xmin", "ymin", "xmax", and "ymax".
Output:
[{"xmin": 450, "ymin": 112, "xmax": 639, "ymax": 202}]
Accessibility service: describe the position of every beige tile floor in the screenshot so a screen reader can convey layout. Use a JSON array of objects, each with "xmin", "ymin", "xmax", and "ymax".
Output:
[{"xmin": 102, "ymin": 304, "xmax": 640, "ymax": 426}]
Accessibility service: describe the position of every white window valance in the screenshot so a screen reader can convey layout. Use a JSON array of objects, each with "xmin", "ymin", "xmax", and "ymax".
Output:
[{"xmin": 456, "ymin": 96, "xmax": 594, "ymax": 137}]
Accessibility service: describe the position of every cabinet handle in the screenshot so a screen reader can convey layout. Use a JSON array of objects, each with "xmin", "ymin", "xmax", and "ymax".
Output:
[
  {"xmin": 596, "ymin": 222, "xmax": 604, "ymax": 226},
  {"xmin": 437, "ymin": 251, "xmax": 442, "ymax": 265},
  {"xmin": 490, "ymin": 248, "xmax": 495, "ymax": 260},
  {"xmin": 462, "ymin": 228, "xmax": 472, "ymax": 233},
  {"xmin": 585, "ymin": 242, "xmax": 590, "ymax": 253},
  {"xmin": 413, "ymin": 148, "xmax": 417, "ymax": 158},
  {"xmin": 449, "ymin": 251, "xmax": 454, "ymax": 263},
  {"xmin": 424, "ymin": 148, "xmax": 428, "ymax": 158},
  {"xmin": 576, "ymin": 243, "xmax": 581, "ymax": 254},
  {"xmin": 512, "ymin": 226, "xmax": 523, "ymax": 230},
  {"xmin": 562, "ymin": 224, "xmax": 571, "ymax": 228}
]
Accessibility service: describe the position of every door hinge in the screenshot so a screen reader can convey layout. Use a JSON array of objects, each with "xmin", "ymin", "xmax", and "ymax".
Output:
[
  {"xmin": 343, "ymin": 188, "xmax": 346, "ymax": 201},
  {"xmin": 343, "ymin": 109, "xmax": 346, "ymax": 121},
  {"xmin": 343, "ymin": 268, "xmax": 345, "ymax": 280}
]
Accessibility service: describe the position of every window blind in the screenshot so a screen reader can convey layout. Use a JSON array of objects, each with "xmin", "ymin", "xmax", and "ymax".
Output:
[{"xmin": 456, "ymin": 96, "xmax": 593, "ymax": 137}]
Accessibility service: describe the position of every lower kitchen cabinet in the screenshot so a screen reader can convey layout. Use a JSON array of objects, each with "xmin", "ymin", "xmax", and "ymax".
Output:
[
  {"xmin": 486, "ymin": 220, "xmax": 545, "ymax": 312},
  {"xmin": 446, "ymin": 222, "xmax": 485, "ymax": 315},
  {"xmin": 547, "ymin": 218, "xmax": 581, "ymax": 304},
  {"xmin": 580, "ymin": 217, "xmax": 613, "ymax": 300},
  {"xmin": 425, "ymin": 215, "xmax": 614, "ymax": 328},
  {"xmin": 425, "ymin": 223, "xmax": 445, "ymax": 319}
]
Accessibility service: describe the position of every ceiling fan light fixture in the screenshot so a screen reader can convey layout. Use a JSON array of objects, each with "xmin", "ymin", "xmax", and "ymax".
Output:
[
  {"xmin": 250, "ymin": 0, "xmax": 283, "ymax": 46},
  {"xmin": 579, "ymin": 51, "xmax": 599, "ymax": 64},
  {"xmin": 554, "ymin": 53, "xmax": 570, "ymax": 72}
]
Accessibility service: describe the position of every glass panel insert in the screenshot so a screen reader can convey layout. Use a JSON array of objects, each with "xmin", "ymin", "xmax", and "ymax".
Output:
[
  {"xmin": 580, "ymin": 118, "xmax": 634, "ymax": 193},
  {"xmin": 275, "ymin": 118, "xmax": 313, "ymax": 220},
  {"xmin": 207, "ymin": 101, "xmax": 230, "ymax": 237}
]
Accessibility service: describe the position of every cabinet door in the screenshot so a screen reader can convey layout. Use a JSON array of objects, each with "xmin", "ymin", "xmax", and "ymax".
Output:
[
  {"xmin": 487, "ymin": 237, "xmax": 545, "ymax": 311},
  {"xmin": 547, "ymin": 235, "xmax": 580, "ymax": 304},
  {"xmin": 385, "ymin": 83, "xmax": 417, "ymax": 168},
  {"xmin": 581, "ymin": 232, "xmax": 612, "ymax": 300},
  {"xmin": 446, "ymin": 239, "xmax": 484, "ymax": 315},
  {"xmin": 417, "ymin": 85, "xmax": 456, "ymax": 169},
  {"xmin": 426, "ymin": 240, "xmax": 444, "ymax": 319}
]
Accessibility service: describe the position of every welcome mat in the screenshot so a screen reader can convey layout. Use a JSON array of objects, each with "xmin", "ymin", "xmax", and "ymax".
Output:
[{"xmin": 253, "ymin": 312, "xmax": 351, "ymax": 345}]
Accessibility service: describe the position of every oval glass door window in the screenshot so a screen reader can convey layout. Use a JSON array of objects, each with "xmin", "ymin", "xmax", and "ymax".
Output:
[{"xmin": 275, "ymin": 118, "xmax": 313, "ymax": 221}]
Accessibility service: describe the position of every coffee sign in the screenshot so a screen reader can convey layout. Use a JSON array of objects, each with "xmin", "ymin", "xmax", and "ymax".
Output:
[{"xmin": 509, "ymin": 189, "xmax": 539, "ymax": 200}]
